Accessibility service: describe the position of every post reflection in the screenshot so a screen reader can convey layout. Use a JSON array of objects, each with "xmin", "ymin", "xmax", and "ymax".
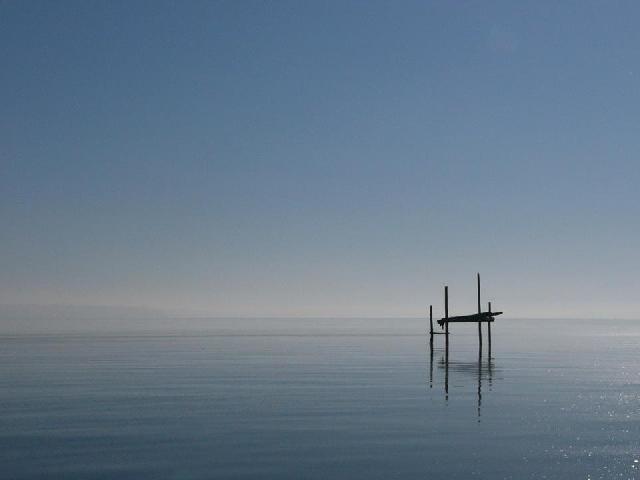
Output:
[
  {"xmin": 428, "ymin": 339, "xmax": 495, "ymax": 418},
  {"xmin": 429, "ymin": 336, "xmax": 434, "ymax": 389}
]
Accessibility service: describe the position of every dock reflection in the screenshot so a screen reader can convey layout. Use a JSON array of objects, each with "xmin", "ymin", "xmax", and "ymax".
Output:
[{"xmin": 428, "ymin": 340, "xmax": 496, "ymax": 419}]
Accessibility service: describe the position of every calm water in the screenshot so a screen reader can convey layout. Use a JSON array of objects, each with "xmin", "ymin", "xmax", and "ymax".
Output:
[{"xmin": 2, "ymin": 318, "xmax": 640, "ymax": 479}]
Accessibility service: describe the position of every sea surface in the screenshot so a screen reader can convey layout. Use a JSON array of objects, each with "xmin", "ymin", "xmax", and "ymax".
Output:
[{"xmin": 2, "ymin": 318, "xmax": 640, "ymax": 479}]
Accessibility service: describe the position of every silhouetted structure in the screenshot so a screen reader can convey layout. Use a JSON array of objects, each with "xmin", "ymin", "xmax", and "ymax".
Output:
[
  {"xmin": 427, "ymin": 273, "xmax": 502, "ymax": 416},
  {"xmin": 428, "ymin": 273, "xmax": 502, "ymax": 347}
]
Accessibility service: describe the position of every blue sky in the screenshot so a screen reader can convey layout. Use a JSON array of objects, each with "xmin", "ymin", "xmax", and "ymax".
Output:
[{"xmin": 2, "ymin": 1, "xmax": 640, "ymax": 318}]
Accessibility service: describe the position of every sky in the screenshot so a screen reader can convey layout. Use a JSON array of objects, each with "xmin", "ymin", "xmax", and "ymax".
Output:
[{"xmin": 2, "ymin": 1, "xmax": 640, "ymax": 319}]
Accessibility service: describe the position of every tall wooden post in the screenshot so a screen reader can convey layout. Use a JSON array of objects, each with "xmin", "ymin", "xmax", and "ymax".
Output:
[
  {"xmin": 444, "ymin": 286, "xmax": 449, "ymax": 337},
  {"xmin": 429, "ymin": 305, "xmax": 433, "ymax": 336},
  {"xmin": 477, "ymin": 273, "xmax": 482, "ymax": 347},
  {"xmin": 487, "ymin": 301, "xmax": 492, "ymax": 354},
  {"xmin": 444, "ymin": 285, "xmax": 449, "ymax": 398}
]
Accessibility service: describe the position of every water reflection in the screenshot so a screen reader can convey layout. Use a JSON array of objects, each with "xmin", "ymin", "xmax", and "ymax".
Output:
[{"xmin": 429, "ymin": 340, "xmax": 496, "ymax": 419}]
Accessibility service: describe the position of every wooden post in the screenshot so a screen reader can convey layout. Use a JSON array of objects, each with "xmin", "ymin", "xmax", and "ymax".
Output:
[
  {"xmin": 429, "ymin": 305, "xmax": 433, "ymax": 336},
  {"xmin": 477, "ymin": 273, "xmax": 482, "ymax": 347},
  {"xmin": 444, "ymin": 286, "xmax": 449, "ymax": 337},
  {"xmin": 487, "ymin": 301, "xmax": 492, "ymax": 353},
  {"xmin": 444, "ymin": 285, "xmax": 449, "ymax": 399}
]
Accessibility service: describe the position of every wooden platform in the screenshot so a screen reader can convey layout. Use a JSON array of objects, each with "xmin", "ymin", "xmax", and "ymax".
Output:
[
  {"xmin": 428, "ymin": 274, "xmax": 503, "ymax": 346},
  {"xmin": 437, "ymin": 311, "xmax": 502, "ymax": 327}
]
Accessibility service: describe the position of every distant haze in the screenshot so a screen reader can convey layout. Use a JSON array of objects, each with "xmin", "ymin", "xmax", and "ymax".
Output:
[{"xmin": 2, "ymin": 2, "xmax": 640, "ymax": 322}]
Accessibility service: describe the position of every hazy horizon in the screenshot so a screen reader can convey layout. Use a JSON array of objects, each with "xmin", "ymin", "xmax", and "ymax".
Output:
[
  {"xmin": 3, "ymin": 2, "xmax": 640, "ymax": 321},
  {"xmin": 2, "ymin": 302, "xmax": 640, "ymax": 336}
]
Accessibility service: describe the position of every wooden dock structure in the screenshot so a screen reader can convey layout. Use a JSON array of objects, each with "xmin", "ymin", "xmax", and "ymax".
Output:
[{"xmin": 429, "ymin": 273, "xmax": 502, "ymax": 347}]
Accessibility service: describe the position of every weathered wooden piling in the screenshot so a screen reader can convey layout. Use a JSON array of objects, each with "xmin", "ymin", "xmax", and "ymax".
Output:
[
  {"xmin": 477, "ymin": 273, "xmax": 482, "ymax": 347},
  {"xmin": 429, "ymin": 305, "xmax": 433, "ymax": 336},
  {"xmin": 444, "ymin": 286, "xmax": 449, "ymax": 339},
  {"xmin": 488, "ymin": 301, "xmax": 492, "ymax": 352}
]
